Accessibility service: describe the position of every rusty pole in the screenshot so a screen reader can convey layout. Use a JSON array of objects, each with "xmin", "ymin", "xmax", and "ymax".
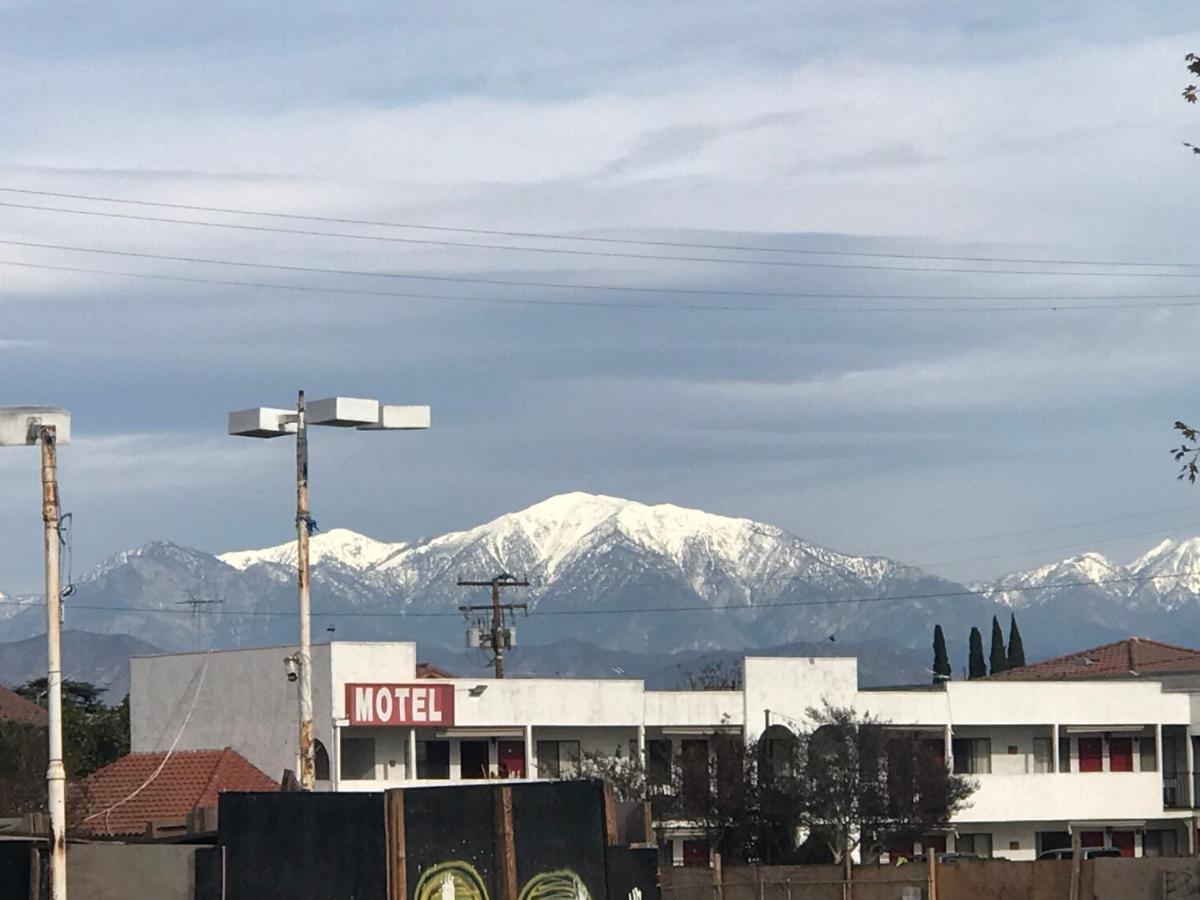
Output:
[
  {"xmin": 491, "ymin": 579, "xmax": 505, "ymax": 679},
  {"xmin": 295, "ymin": 391, "xmax": 316, "ymax": 791},
  {"xmin": 41, "ymin": 426, "xmax": 67, "ymax": 900}
]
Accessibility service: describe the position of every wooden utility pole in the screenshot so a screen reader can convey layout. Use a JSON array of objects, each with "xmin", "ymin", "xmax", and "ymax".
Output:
[{"xmin": 458, "ymin": 573, "xmax": 529, "ymax": 678}]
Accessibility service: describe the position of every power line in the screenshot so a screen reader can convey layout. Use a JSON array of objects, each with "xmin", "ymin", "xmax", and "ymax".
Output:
[
  {"xmin": 4, "ymin": 185, "xmax": 1200, "ymax": 270},
  {"xmin": 9, "ymin": 258, "xmax": 1200, "ymax": 316},
  {"xmin": 8, "ymin": 238, "xmax": 1200, "ymax": 304},
  {"xmin": 2, "ymin": 570, "xmax": 1191, "ymax": 619},
  {"xmin": 7, "ymin": 200, "xmax": 1200, "ymax": 278}
]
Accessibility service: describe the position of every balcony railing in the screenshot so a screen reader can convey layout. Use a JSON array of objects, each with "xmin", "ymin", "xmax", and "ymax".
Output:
[{"xmin": 1163, "ymin": 772, "xmax": 1192, "ymax": 809}]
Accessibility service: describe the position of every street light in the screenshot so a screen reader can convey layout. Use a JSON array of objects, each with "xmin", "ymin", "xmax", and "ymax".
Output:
[
  {"xmin": 0, "ymin": 406, "xmax": 70, "ymax": 900},
  {"xmin": 228, "ymin": 392, "xmax": 430, "ymax": 790}
]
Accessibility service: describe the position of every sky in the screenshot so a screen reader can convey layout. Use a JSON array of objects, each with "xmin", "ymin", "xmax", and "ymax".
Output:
[{"xmin": 3, "ymin": 2, "xmax": 1200, "ymax": 592}]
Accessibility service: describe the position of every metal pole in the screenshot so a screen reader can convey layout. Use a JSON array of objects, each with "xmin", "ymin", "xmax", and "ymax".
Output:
[
  {"xmin": 40, "ymin": 426, "xmax": 66, "ymax": 900},
  {"xmin": 296, "ymin": 391, "xmax": 315, "ymax": 791},
  {"xmin": 491, "ymin": 579, "xmax": 504, "ymax": 679}
]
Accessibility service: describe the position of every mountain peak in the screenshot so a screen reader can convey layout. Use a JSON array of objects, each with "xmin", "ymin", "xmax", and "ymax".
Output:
[{"xmin": 218, "ymin": 527, "xmax": 405, "ymax": 572}]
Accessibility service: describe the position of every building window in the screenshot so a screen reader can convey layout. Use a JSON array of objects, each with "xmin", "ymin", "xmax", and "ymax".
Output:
[
  {"xmin": 1036, "ymin": 831, "xmax": 1070, "ymax": 855},
  {"xmin": 460, "ymin": 740, "xmax": 490, "ymax": 779},
  {"xmin": 313, "ymin": 739, "xmax": 331, "ymax": 781},
  {"xmin": 1139, "ymin": 736, "xmax": 1157, "ymax": 772},
  {"xmin": 417, "ymin": 741, "xmax": 450, "ymax": 780},
  {"xmin": 952, "ymin": 738, "xmax": 991, "ymax": 775},
  {"xmin": 956, "ymin": 833, "xmax": 992, "ymax": 858},
  {"xmin": 647, "ymin": 740, "xmax": 672, "ymax": 787},
  {"xmin": 1032, "ymin": 738, "xmax": 1053, "ymax": 774},
  {"xmin": 536, "ymin": 740, "xmax": 581, "ymax": 779},
  {"xmin": 1144, "ymin": 829, "xmax": 1179, "ymax": 858},
  {"xmin": 1058, "ymin": 736, "xmax": 1071, "ymax": 773},
  {"xmin": 341, "ymin": 737, "xmax": 376, "ymax": 781}
]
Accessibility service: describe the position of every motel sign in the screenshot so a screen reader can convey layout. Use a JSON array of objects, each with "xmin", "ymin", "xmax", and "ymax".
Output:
[{"xmin": 345, "ymin": 683, "xmax": 455, "ymax": 726}]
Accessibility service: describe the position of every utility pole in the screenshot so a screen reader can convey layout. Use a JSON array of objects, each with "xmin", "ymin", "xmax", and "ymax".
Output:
[
  {"xmin": 458, "ymin": 574, "xmax": 529, "ymax": 678},
  {"xmin": 294, "ymin": 390, "xmax": 315, "ymax": 791},
  {"xmin": 40, "ymin": 425, "xmax": 67, "ymax": 900}
]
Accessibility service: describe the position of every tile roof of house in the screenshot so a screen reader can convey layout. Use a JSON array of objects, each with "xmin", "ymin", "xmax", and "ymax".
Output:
[
  {"xmin": 0, "ymin": 685, "xmax": 47, "ymax": 725},
  {"xmin": 80, "ymin": 747, "xmax": 278, "ymax": 837},
  {"xmin": 988, "ymin": 637, "xmax": 1200, "ymax": 681}
]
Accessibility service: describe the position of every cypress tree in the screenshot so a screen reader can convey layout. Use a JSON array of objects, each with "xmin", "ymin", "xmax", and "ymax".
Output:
[
  {"xmin": 932, "ymin": 625, "xmax": 951, "ymax": 683},
  {"xmin": 968, "ymin": 627, "xmax": 986, "ymax": 679},
  {"xmin": 989, "ymin": 615, "xmax": 1008, "ymax": 675},
  {"xmin": 1007, "ymin": 614, "xmax": 1027, "ymax": 669}
]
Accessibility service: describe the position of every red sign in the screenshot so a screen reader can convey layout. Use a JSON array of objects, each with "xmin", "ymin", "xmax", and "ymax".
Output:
[{"xmin": 345, "ymin": 683, "xmax": 455, "ymax": 727}]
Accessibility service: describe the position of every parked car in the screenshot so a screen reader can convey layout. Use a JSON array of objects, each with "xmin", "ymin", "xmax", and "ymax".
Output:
[{"xmin": 1036, "ymin": 848, "xmax": 1122, "ymax": 860}]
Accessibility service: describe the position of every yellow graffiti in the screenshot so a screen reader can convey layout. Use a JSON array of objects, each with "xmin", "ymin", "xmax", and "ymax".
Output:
[
  {"xmin": 416, "ymin": 861, "xmax": 490, "ymax": 900},
  {"xmin": 518, "ymin": 870, "xmax": 590, "ymax": 900}
]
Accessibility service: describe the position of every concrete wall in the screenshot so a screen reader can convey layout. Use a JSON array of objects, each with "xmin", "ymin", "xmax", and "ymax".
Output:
[
  {"xmin": 68, "ymin": 843, "xmax": 197, "ymax": 900},
  {"xmin": 743, "ymin": 657, "xmax": 859, "ymax": 740}
]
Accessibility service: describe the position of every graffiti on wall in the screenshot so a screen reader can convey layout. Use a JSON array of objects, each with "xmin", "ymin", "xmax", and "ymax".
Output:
[{"xmin": 415, "ymin": 862, "xmax": 591, "ymax": 900}]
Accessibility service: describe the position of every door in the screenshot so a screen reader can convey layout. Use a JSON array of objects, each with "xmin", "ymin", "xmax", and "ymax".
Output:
[
  {"xmin": 1110, "ymin": 831, "xmax": 1135, "ymax": 857},
  {"xmin": 1109, "ymin": 738, "xmax": 1134, "ymax": 772},
  {"xmin": 498, "ymin": 740, "xmax": 526, "ymax": 778},
  {"xmin": 1078, "ymin": 738, "xmax": 1103, "ymax": 772},
  {"xmin": 1080, "ymin": 831, "xmax": 1105, "ymax": 848},
  {"xmin": 682, "ymin": 840, "xmax": 709, "ymax": 867},
  {"xmin": 924, "ymin": 835, "xmax": 947, "ymax": 854},
  {"xmin": 460, "ymin": 740, "xmax": 490, "ymax": 779}
]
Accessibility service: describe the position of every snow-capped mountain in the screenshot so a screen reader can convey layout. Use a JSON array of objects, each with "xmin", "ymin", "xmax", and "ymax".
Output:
[{"xmin": 10, "ymin": 492, "xmax": 1200, "ymax": 670}]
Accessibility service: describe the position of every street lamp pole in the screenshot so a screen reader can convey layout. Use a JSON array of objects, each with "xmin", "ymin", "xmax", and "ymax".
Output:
[
  {"xmin": 0, "ymin": 406, "xmax": 71, "ymax": 900},
  {"xmin": 229, "ymin": 393, "xmax": 430, "ymax": 790}
]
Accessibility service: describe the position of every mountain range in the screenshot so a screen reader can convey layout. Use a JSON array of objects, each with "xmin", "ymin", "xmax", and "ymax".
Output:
[{"xmin": 4, "ymin": 492, "xmax": 1200, "ymax": 689}]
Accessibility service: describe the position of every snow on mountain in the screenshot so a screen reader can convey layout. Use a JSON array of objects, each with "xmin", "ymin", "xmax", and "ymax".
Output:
[
  {"xmin": 979, "ymin": 552, "xmax": 1125, "ymax": 608},
  {"xmin": 219, "ymin": 528, "xmax": 406, "ymax": 573},
  {"xmin": 1128, "ymin": 538, "xmax": 1200, "ymax": 608}
]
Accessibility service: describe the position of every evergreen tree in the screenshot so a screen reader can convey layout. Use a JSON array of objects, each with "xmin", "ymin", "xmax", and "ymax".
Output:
[
  {"xmin": 932, "ymin": 625, "xmax": 951, "ymax": 683},
  {"xmin": 1007, "ymin": 614, "xmax": 1027, "ymax": 670},
  {"xmin": 968, "ymin": 628, "xmax": 986, "ymax": 679},
  {"xmin": 989, "ymin": 615, "xmax": 1008, "ymax": 675}
]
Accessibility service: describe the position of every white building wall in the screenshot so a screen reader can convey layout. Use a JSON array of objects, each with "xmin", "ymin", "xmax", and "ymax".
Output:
[{"xmin": 743, "ymin": 657, "xmax": 858, "ymax": 740}]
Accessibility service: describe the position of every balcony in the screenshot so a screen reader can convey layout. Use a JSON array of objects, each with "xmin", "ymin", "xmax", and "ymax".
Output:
[
  {"xmin": 1163, "ymin": 773, "xmax": 1191, "ymax": 809},
  {"xmin": 957, "ymin": 772, "xmax": 1170, "ymax": 824}
]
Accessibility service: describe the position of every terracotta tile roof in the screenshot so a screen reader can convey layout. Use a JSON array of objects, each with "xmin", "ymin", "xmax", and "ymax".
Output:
[
  {"xmin": 0, "ymin": 685, "xmax": 47, "ymax": 725},
  {"xmin": 80, "ymin": 747, "xmax": 278, "ymax": 837},
  {"xmin": 988, "ymin": 637, "xmax": 1200, "ymax": 681},
  {"xmin": 416, "ymin": 661, "xmax": 455, "ymax": 679}
]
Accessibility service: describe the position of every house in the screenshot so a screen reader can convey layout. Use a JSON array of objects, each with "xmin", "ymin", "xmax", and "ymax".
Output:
[
  {"xmin": 989, "ymin": 637, "xmax": 1200, "ymax": 684},
  {"xmin": 0, "ymin": 686, "xmax": 47, "ymax": 726},
  {"xmin": 128, "ymin": 640, "xmax": 1200, "ymax": 863},
  {"xmin": 79, "ymin": 747, "xmax": 278, "ymax": 838}
]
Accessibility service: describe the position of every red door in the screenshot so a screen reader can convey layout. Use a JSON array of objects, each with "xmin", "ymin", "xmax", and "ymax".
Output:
[
  {"xmin": 1078, "ymin": 738, "xmax": 1103, "ymax": 772},
  {"xmin": 1081, "ymin": 831, "xmax": 1105, "ymax": 848},
  {"xmin": 1111, "ymin": 831, "xmax": 1135, "ymax": 857},
  {"xmin": 497, "ymin": 740, "xmax": 526, "ymax": 778},
  {"xmin": 682, "ymin": 840, "xmax": 709, "ymax": 867},
  {"xmin": 1109, "ymin": 738, "xmax": 1133, "ymax": 772}
]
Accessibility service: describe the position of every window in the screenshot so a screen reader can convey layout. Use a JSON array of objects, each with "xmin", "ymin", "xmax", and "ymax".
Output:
[
  {"xmin": 647, "ymin": 740, "xmax": 672, "ymax": 787},
  {"xmin": 1036, "ymin": 831, "xmax": 1070, "ymax": 855},
  {"xmin": 1059, "ymin": 736, "xmax": 1071, "ymax": 773},
  {"xmin": 1033, "ymin": 738, "xmax": 1053, "ymax": 774},
  {"xmin": 956, "ymin": 833, "xmax": 992, "ymax": 858},
  {"xmin": 341, "ymin": 737, "xmax": 376, "ymax": 781},
  {"xmin": 417, "ymin": 740, "xmax": 450, "ymax": 780},
  {"xmin": 952, "ymin": 738, "xmax": 991, "ymax": 775},
  {"xmin": 313, "ymin": 739, "xmax": 331, "ymax": 781},
  {"xmin": 1144, "ymin": 829, "xmax": 1179, "ymax": 858},
  {"xmin": 536, "ymin": 740, "xmax": 581, "ymax": 779},
  {"xmin": 1139, "ymin": 737, "xmax": 1157, "ymax": 773},
  {"xmin": 1109, "ymin": 737, "xmax": 1134, "ymax": 772},
  {"xmin": 460, "ymin": 740, "xmax": 490, "ymax": 779},
  {"xmin": 1078, "ymin": 737, "xmax": 1103, "ymax": 772}
]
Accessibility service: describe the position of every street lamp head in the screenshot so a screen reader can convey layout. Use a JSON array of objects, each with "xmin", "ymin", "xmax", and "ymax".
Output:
[
  {"xmin": 228, "ymin": 407, "xmax": 298, "ymax": 439},
  {"xmin": 358, "ymin": 404, "xmax": 431, "ymax": 431},
  {"xmin": 0, "ymin": 406, "xmax": 70, "ymax": 447}
]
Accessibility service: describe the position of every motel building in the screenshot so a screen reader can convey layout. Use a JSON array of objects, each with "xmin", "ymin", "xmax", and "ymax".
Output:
[{"xmin": 130, "ymin": 638, "xmax": 1200, "ymax": 865}]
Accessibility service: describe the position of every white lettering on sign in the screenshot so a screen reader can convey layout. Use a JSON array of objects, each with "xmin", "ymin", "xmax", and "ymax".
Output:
[{"xmin": 344, "ymin": 683, "xmax": 455, "ymax": 727}]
